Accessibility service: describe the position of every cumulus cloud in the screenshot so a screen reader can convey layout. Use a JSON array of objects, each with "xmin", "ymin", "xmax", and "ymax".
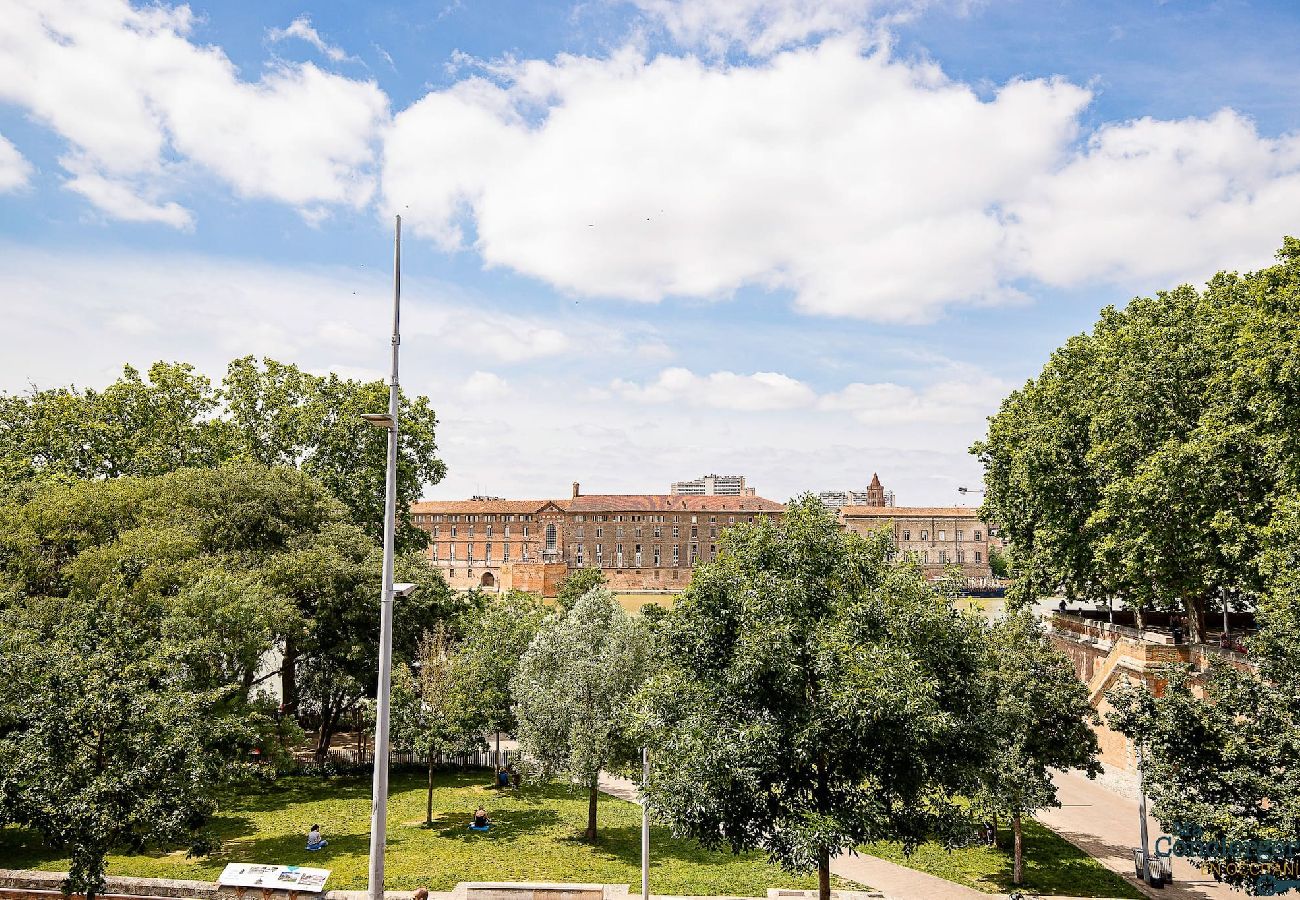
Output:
[
  {"xmin": 0, "ymin": 0, "xmax": 387, "ymax": 225},
  {"xmin": 614, "ymin": 363, "xmax": 1009, "ymax": 421},
  {"xmin": 613, "ymin": 367, "xmax": 818, "ymax": 410},
  {"xmin": 0, "ymin": 134, "xmax": 32, "ymax": 192},
  {"xmin": 268, "ymin": 16, "xmax": 352, "ymax": 63},
  {"xmin": 1006, "ymin": 110, "xmax": 1300, "ymax": 289},
  {"xmin": 384, "ymin": 37, "xmax": 1089, "ymax": 323},
  {"xmin": 818, "ymin": 363, "xmax": 1012, "ymax": 424}
]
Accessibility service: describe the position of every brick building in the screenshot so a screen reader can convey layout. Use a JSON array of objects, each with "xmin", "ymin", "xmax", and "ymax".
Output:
[
  {"xmin": 839, "ymin": 506, "xmax": 1002, "ymax": 585},
  {"xmin": 413, "ymin": 479, "xmax": 1002, "ymax": 595},
  {"xmin": 411, "ymin": 483, "xmax": 783, "ymax": 593}
]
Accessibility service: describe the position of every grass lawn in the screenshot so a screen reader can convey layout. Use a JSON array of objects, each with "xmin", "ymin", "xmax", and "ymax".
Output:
[
  {"xmin": 0, "ymin": 770, "xmax": 861, "ymax": 896},
  {"xmin": 862, "ymin": 819, "xmax": 1144, "ymax": 898}
]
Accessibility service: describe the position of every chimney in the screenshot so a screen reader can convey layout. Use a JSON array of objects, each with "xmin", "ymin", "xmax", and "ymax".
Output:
[{"xmin": 572, "ymin": 481, "xmax": 580, "ymax": 498}]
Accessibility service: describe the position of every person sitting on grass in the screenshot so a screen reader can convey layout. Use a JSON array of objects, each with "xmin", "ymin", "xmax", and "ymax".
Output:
[
  {"xmin": 469, "ymin": 807, "xmax": 490, "ymax": 831},
  {"xmin": 307, "ymin": 824, "xmax": 327, "ymax": 850}
]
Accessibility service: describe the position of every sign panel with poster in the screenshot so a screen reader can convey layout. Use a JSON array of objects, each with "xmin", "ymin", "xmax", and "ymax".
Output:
[{"xmin": 217, "ymin": 863, "xmax": 330, "ymax": 892}]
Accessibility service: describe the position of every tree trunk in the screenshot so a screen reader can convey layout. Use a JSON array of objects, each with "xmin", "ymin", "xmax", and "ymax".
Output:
[
  {"xmin": 1186, "ymin": 595, "xmax": 1206, "ymax": 645},
  {"xmin": 281, "ymin": 634, "xmax": 299, "ymax": 715},
  {"xmin": 1012, "ymin": 812, "xmax": 1023, "ymax": 886},
  {"xmin": 585, "ymin": 780, "xmax": 599, "ymax": 843},
  {"xmin": 991, "ymin": 813, "xmax": 999, "ymax": 849},
  {"xmin": 315, "ymin": 702, "xmax": 340, "ymax": 763},
  {"xmin": 818, "ymin": 845, "xmax": 830, "ymax": 900},
  {"xmin": 495, "ymin": 729, "xmax": 501, "ymax": 765},
  {"xmin": 426, "ymin": 750, "xmax": 435, "ymax": 826}
]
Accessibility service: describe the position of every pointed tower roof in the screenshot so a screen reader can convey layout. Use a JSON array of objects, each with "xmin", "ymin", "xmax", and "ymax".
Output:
[{"xmin": 869, "ymin": 472, "xmax": 882, "ymax": 488}]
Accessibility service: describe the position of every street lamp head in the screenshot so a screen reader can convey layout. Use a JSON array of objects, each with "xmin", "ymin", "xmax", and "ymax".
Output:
[
  {"xmin": 362, "ymin": 413, "xmax": 395, "ymax": 428},
  {"xmin": 392, "ymin": 582, "xmax": 418, "ymax": 598}
]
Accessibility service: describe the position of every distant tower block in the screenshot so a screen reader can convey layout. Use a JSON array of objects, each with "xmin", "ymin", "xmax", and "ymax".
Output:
[{"xmin": 670, "ymin": 474, "xmax": 754, "ymax": 496}]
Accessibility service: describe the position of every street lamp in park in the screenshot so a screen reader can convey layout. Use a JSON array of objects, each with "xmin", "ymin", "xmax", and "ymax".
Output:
[
  {"xmin": 364, "ymin": 215, "xmax": 415, "ymax": 900},
  {"xmin": 957, "ymin": 486, "xmax": 985, "ymax": 496}
]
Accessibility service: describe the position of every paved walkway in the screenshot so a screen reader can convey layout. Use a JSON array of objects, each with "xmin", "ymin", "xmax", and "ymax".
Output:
[
  {"xmin": 829, "ymin": 850, "xmax": 987, "ymax": 899},
  {"xmin": 572, "ymin": 757, "xmax": 1237, "ymax": 900},
  {"xmin": 1038, "ymin": 770, "xmax": 1234, "ymax": 900}
]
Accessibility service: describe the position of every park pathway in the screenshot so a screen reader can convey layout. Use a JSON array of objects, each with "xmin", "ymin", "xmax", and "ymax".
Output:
[{"xmin": 1037, "ymin": 769, "xmax": 1234, "ymax": 900}]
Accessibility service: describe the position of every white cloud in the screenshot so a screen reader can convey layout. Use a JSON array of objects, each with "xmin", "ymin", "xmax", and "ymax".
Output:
[
  {"xmin": 268, "ymin": 16, "xmax": 351, "ymax": 63},
  {"xmin": 462, "ymin": 371, "xmax": 510, "ymax": 400},
  {"xmin": 0, "ymin": 133, "xmax": 32, "ymax": 192},
  {"xmin": 0, "ymin": 0, "xmax": 387, "ymax": 225},
  {"xmin": 384, "ymin": 37, "xmax": 1089, "ymax": 323},
  {"xmin": 384, "ymin": 37, "xmax": 1300, "ymax": 323},
  {"xmin": 0, "ymin": 245, "xmax": 584, "ymax": 394},
  {"xmin": 818, "ymin": 364, "xmax": 1012, "ymax": 424},
  {"xmin": 613, "ymin": 367, "xmax": 818, "ymax": 410},
  {"xmin": 631, "ymin": 0, "xmax": 927, "ymax": 56},
  {"xmin": 1006, "ymin": 110, "xmax": 1300, "ymax": 290},
  {"xmin": 614, "ymin": 362, "xmax": 1009, "ymax": 423}
]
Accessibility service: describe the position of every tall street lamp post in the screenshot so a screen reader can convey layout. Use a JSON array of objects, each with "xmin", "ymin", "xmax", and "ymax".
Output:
[{"xmin": 365, "ymin": 215, "xmax": 416, "ymax": 900}]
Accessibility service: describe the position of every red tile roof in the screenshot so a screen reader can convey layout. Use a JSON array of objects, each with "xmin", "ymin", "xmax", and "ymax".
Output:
[
  {"xmin": 564, "ymin": 494, "xmax": 784, "ymax": 513},
  {"xmin": 412, "ymin": 495, "xmax": 785, "ymax": 514},
  {"xmin": 410, "ymin": 499, "xmax": 553, "ymax": 514},
  {"xmin": 840, "ymin": 506, "xmax": 983, "ymax": 518}
]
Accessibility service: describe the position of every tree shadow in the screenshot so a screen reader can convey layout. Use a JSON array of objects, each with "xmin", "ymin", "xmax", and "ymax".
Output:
[
  {"xmin": 582, "ymin": 824, "xmax": 761, "ymax": 870},
  {"xmin": 427, "ymin": 808, "xmax": 562, "ymax": 844}
]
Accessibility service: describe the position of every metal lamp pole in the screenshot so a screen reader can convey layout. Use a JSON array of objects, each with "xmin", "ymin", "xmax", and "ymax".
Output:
[
  {"xmin": 641, "ymin": 748, "xmax": 650, "ymax": 900},
  {"xmin": 367, "ymin": 215, "xmax": 404, "ymax": 900}
]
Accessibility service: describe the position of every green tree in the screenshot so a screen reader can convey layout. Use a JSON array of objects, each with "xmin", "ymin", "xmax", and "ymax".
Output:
[
  {"xmin": 1108, "ymin": 665, "xmax": 1300, "ymax": 892},
  {"xmin": 974, "ymin": 240, "xmax": 1300, "ymax": 637},
  {"xmin": 0, "ymin": 357, "xmax": 448, "ymax": 552},
  {"xmin": 0, "ymin": 363, "xmax": 230, "ymax": 484},
  {"xmin": 0, "ymin": 596, "xmax": 262, "ymax": 900},
  {"xmin": 637, "ymin": 496, "xmax": 991, "ymax": 900},
  {"xmin": 987, "ymin": 546, "xmax": 1011, "ymax": 579},
  {"xmin": 392, "ymin": 624, "xmax": 485, "ymax": 825},
  {"xmin": 554, "ymin": 566, "xmax": 608, "ymax": 611},
  {"xmin": 454, "ymin": 590, "xmax": 549, "ymax": 757},
  {"xmin": 512, "ymin": 588, "xmax": 652, "ymax": 842},
  {"xmin": 976, "ymin": 611, "xmax": 1101, "ymax": 884}
]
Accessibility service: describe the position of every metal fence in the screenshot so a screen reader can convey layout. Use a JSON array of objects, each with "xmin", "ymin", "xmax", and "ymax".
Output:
[{"xmin": 320, "ymin": 747, "xmax": 512, "ymax": 770}]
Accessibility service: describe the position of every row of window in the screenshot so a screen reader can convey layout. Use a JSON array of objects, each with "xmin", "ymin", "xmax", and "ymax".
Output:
[
  {"xmin": 574, "ymin": 541, "xmax": 714, "ymax": 568},
  {"xmin": 433, "ymin": 524, "xmax": 530, "ymax": 539},
  {"xmin": 417, "ymin": 513, "xmax": 535, "ymax": 523},
  {"xmin": 893, "ymin": 549, "xmax": 983, "ymax": 564},
  {"xmin": 899, "ymin": 528, "xmax": 983, "ymax": 542}
]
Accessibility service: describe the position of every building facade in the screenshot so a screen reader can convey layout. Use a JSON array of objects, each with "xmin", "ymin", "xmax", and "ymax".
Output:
[
  {"xmin": 413, "ymin": 480, "xmax": 1001, "ymax": 595},
  {"xmin": 412, "ymin": 482, "xmax": 783, "ymax": 593},
  {"xmin": 669, "ymin": 473, "xmax": 755, "ymax": 496},
  {"xmin": 839, "ymin": 505, "xmax": 1002, "ymax": 585}
]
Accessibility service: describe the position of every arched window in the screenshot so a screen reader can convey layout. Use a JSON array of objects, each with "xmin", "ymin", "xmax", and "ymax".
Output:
[
  {"xmin": 480, "ymin": 572, "xmax": 495, "ymax": 588},
  {"xmin": 545, "ymin": 523, "xmax": 557, "ymax": 550}
]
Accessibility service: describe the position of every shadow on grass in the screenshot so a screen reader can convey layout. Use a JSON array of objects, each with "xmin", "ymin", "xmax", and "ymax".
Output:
[
  {"xmin": 427, "ymin": 809, "xmax": 562, "ymax": 843},
  {"xmin": 574, "ymin": 824, "xmax": 757, "ymax": 870}
]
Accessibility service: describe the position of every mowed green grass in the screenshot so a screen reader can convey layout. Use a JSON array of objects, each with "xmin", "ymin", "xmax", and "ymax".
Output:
[
  {"xmin": 0, "ymin": 771, "xmax": 854, "ymax": 896},
  {"xmin": 862, "ymin": 819, "xmax": 1144, "ymax": 898}
]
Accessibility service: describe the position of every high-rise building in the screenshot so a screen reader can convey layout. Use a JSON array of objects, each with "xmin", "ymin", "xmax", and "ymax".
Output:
[
  {"xmin": 670, "ymin": 473, "xmax": 755, "ymax": 496},
  {"xmin": 816, "ymin": 473, "xmax": 892, "ymax": 509}
]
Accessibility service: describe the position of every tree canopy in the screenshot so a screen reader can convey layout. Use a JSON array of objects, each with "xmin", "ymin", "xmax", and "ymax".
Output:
[
  {"xmin": 636, "ymin": 496, "xmax": 992, "ymax": 900},
  {"xmin": 512, "ymin": 588, "xmax": 653, "ymax": 842},
  {"xmin": 0, "ymin": 356, "xmax": 445, "ymax": 550},
  {"xmin": 974, "ymin": 238, "xmax": 1300, "ymax": 640}
]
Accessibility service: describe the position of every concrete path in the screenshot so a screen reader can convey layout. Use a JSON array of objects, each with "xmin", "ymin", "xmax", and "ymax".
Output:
[
  {"xmin": 1038, "ymin": 770, "xmax": 1234, "ymax": 900},
  {"xmin": 829, "ymin": 850, "xmax": 988, "ymax": 899}
]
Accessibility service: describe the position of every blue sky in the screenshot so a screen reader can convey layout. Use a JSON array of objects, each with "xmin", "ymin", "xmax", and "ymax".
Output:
[{"xmin": 1, "ymin": 0, "xmax": 1298, "ymax": 504}]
